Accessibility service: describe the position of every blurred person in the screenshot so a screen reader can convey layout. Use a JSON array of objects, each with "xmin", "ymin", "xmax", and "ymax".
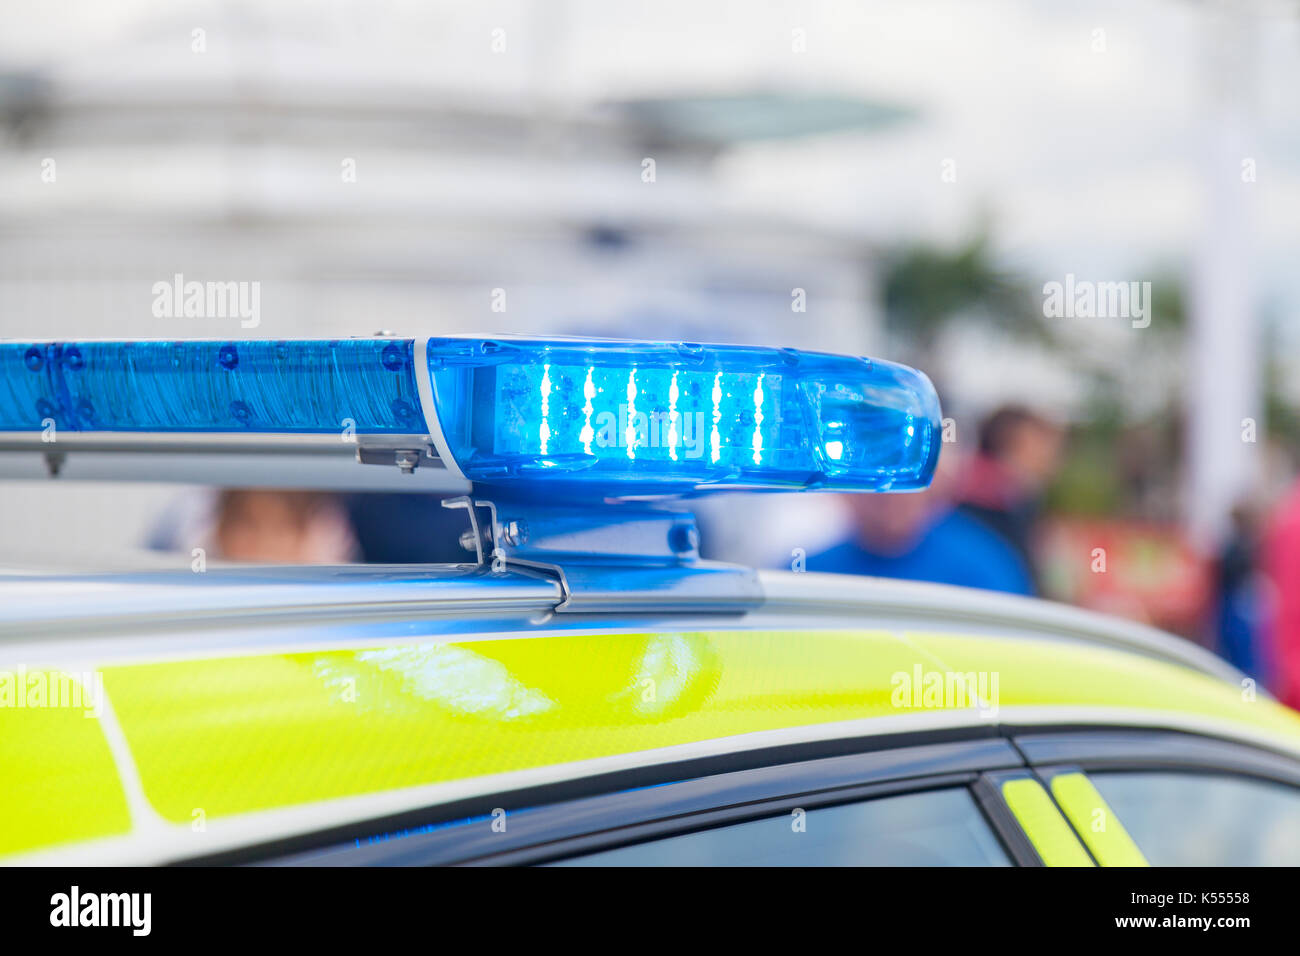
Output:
[
  {"xmin": 1263, "ymin": 485, "xmax": 1300, "ymax": 709},
  {"xmin": 1215, "ymin": 502, "xmax": 1273, "ymax": 682},
  {"xmin": 808, "ymin": 452, "xmax": 1034, "ymax": 594},
  {"xmin": 344, "ymin": 493, "xmax": 473, "ymax": 564},
  {"xmin": 214, "ymin": 490, "xmax": 359, "ymax": 563},
  {"xmin": 956, "ymin": 405, "xmax": 1064, "ymax": 594},
  {"xmin": 150, "ymin": 489, "xmax": 471, "ymax": 564}
]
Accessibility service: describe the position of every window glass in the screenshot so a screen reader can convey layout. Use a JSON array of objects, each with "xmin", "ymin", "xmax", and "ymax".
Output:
[
  {"xmin": 1088, "ymin": 771, "xmax": 1300, "ymax": 866},
  {"xmin": 550, "ymin": 787, "xmax": 1010, "ymax": 866}
]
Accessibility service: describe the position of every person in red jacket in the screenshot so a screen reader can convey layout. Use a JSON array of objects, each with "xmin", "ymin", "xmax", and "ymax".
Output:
[{"xmin": 1264, "ymin": 485, "xmax": 1300, "ymax": 709}]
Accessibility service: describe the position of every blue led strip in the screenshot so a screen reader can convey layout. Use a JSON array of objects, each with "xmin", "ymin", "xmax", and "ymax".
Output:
[
  {"xmin": 0, "ymin": 340, "xmax": 423, "ymax": 434},
  {"xmin": 425, "ymin": 337, "xmax": 942, "ymax": 492}
]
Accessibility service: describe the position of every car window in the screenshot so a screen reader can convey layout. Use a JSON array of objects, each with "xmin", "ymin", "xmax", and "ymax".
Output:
[
  {"xmin": 548, "ymin": 787, "xmax": 1011, "ymax": 866},
  {"xmin": 1088, "ymin": 771, "xmax": 1300, "ymax": 866}
]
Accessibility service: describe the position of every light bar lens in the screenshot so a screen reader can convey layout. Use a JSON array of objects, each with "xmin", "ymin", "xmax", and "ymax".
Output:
[
  {"xmin": 0, "ymin": 340, "xmax": 422, "ymax": 434},
  {"xmin": 1, "ymin": 336, "xmax": 941, "ymax": 494},
  {"xmin": 426, "ymin": 338, "xmax": 941, "ymax": 491}
]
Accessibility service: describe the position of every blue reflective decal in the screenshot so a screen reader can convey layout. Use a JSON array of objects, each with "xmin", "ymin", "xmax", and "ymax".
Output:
[{"xmin": 0, "ymin": 340, "xmax": 422, "ymax": 434}]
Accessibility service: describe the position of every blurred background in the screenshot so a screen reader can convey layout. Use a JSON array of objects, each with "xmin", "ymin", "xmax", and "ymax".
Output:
[{"xmin": 2, "ymin": 0, "xmax": 1300, "ymax": 696}]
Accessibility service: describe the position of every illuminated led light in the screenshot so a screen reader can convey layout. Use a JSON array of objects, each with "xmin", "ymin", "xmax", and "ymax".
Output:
[
  {"xmin": 538, "ymin": 363, "xmax": 551, "ymax": 455},
  {"xmin": 710, "ymin": 371, "xmax": 722, "ymax": 465},
  {"xmin": 424, "ymin": 337, "xmax": 942, "ymax": 493},
  {"xmin": 625, "ymin": 369, "xmax": 638, "ymax": 460},
  {"xmin": 667, "ymin": 370, "xmax": 680, "ymax": 462},
  {"xmin": 579, "ymin": 367, "xmax": 595, "ymax": 454}
]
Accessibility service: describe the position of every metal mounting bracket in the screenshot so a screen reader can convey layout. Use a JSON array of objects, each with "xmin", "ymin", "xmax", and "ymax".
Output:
[{"xmin": 442, "ymin": 494, "xmax": 763, "ymax": 614}]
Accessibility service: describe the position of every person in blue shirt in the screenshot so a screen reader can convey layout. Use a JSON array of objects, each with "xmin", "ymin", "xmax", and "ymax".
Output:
[{"xmin": 809, "ymin": 452, "xmax": 1035, "ymax": 596}]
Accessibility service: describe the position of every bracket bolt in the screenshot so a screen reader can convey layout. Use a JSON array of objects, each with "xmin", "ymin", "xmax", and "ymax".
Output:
[
  {"xmin": 458, "ymin": 529, "xmax": 482, "ymax": 553},
  {"xmin": 668, "ymin": 523, "xmax": 699, "ymax": 555}
]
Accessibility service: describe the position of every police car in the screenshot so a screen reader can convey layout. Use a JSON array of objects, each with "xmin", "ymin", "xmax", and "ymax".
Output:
[{"xmin": 2, "ymin": 335, "xmax": 1299, "ymax": 867}]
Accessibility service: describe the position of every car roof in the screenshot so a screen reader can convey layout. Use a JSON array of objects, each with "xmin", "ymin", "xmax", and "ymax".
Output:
[
  {"xmin": 0, "ymin": 564, "xmax": 1244, "ymax": 679},
  {"xmin": 3, "ymin": 567, "xmax": 1297, "ymax": 864}
]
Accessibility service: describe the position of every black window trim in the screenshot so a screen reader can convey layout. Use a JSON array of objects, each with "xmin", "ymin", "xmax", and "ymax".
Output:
[
  {"xmin": 1011, "ymin": 726, "xmax": 1300, "ymax": 789},
  {"xmin": 231, "ymin": 733, "xmax": 1025, "ymax": 867},
  {"xmin": 472, "ymin": 772, "xmax": 1001, "ymax": 867}
]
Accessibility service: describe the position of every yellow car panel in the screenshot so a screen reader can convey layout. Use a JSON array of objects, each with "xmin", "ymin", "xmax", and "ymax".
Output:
[
  {"xmin": 0, "ymin": 671, "xmax": 132, "ymax": 856},
  {"xmin": 1000, "ymin": 777, "xmax": 1093, "ymax": 867},
  {"xmin": 102, "ymin": 630, "xmax": 932, "ymax": 822},
  {"xmin": 7, "ymin": 626, "xmax": 1300, "ymax": 859},
  {"xmin": 1050, "ymin": 771, "xmax": 1149, "ymax": 866},
  {"xmin": 908, "ymin": 632, "xmax": 1300, "ymax": 740}
]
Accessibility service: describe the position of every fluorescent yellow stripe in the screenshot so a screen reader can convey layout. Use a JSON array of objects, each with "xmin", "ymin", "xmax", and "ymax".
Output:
[
  {"xmin": 0, "ymin": 671, "xmax": 131, "ymax": 856},
  {"xmin": 907, "ymin": 632, "xmax": 1300, "ymax": 740},
  {"xmin": 1050, "ymin": 772, "xmax": 1149, "ymax": 866},
  {"xmin": 1001, "ymin": 777, "xmax": 1093, "ymax": 867},
  {"xmin": 102, "ymin": 631, "xmax": 936, "ymax": 823}
]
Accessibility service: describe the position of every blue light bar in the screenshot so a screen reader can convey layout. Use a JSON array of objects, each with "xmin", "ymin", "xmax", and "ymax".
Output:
[
  {"xmin": 0, "ymin": 336, "xmax": 941, "ymax": 493},
  {"xmin": 425, "ymin": 337, "xmax": 941, "ymax": 492},
  {"xmin": 0, "ymin": 340, "xmax": 422, "ymax": 434}
]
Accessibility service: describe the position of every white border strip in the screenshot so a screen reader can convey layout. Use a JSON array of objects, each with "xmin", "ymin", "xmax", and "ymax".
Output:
[{"xmin": 414, "ymin": 336, "xmax": 464, "ymax": 481}]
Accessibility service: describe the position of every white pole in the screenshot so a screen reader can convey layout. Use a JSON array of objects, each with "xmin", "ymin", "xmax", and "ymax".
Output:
[{"xmin": 1186, "ymin": 1, "xmax": 1260, "ymax": 549}]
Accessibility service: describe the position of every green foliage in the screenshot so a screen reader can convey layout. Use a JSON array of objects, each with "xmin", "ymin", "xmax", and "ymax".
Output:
[
  {"xmin": 880, "ymin": 231, "xmax": 1048, "ymax": 352},
  {"xmin": 877, "ymin": 233, "xmax": 1300, "ymax": 516}
]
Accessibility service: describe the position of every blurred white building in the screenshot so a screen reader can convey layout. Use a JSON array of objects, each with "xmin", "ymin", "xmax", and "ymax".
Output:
[{"xmin": 1, "ymin": 0, "xmax": 1298, "ymax": 563}]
